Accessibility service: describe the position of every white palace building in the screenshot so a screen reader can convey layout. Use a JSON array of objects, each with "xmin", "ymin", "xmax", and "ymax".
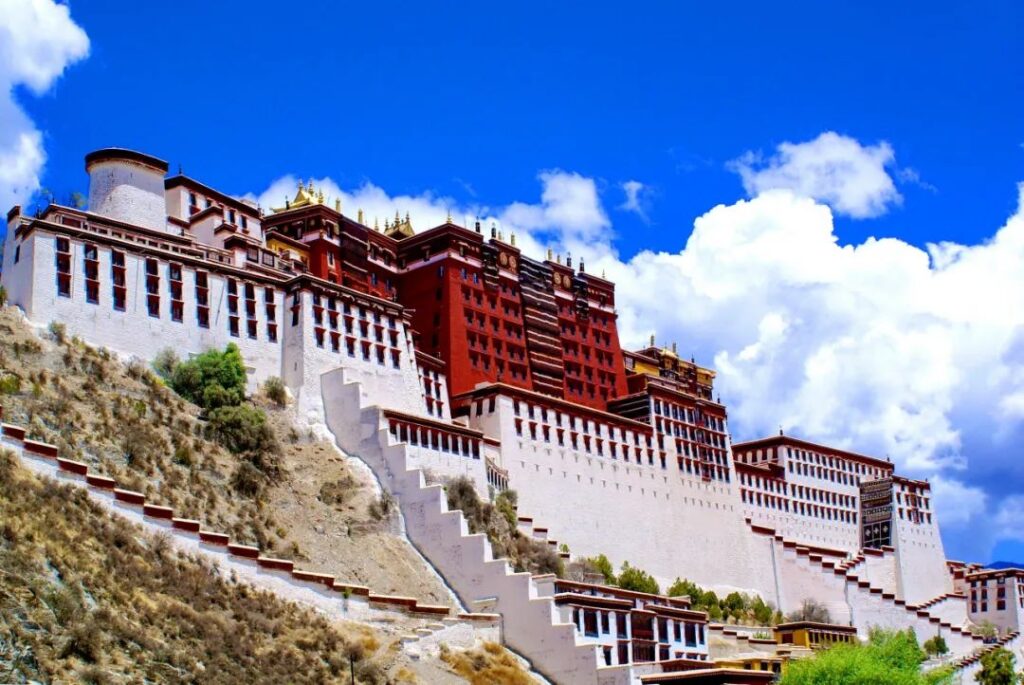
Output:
[{"xmin": 2, "ymin": 147, "xmax": 1018, "ymax": 684}]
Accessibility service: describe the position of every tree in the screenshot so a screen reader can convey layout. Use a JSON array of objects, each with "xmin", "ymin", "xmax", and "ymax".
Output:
[
  {"xmin": 616, "ymin": 562, "xmax": 660, "ymax": 595},
  {"xmin": 588, "ymin": 555, "xmax": 616, "ymax": 585},
  {"xmin": 923, "ymin": 634, "xmax": 949, "ymax": 657},
  {"xmin": 787, "ymin": 598, "xmax": 832, "ymax": 624},
  {"xmin": 169, "ymin": 344, "xmax": 246, "ymax": 410},
  {"xmin": 976, "ymin": 648, "xmax": 1021, "ymax": 685}
]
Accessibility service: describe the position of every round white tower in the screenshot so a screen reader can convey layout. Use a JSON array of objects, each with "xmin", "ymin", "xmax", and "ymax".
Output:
[{"xmin": 85, "ymin": 148, "xmax": 169, "ymax": 232}]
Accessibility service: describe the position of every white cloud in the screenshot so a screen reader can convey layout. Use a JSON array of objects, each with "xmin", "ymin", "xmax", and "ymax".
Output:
[
  {"xmin": 729, "ymin": 131, "xmax": 902, "ymax": 218},
  {"xmin": 996, "ymin": 495, "xmax": 1024, "ymax": 542},
  {"xmin": 618, "ymin": 180, "xmax": 650, "ymax": 221},
  {"xmin": 0, "ymin": 0, "xmax": 89, "ymax": 213},
  {"xmin": 931, "ymin": 476, "xmax": 988, "ymax": 529}
]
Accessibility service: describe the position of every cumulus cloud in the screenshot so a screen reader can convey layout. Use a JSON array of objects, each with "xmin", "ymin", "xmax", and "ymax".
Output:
[
  {"xmin": 729, "ymin": 131, "xmax": 902, "ymax": 218},
  {"xmin": 0, "ymin": 0, "xmax": 89, "ymax": 213},
  {"xmin": 253, "ymin": 134, "xmax": 1024, "ymax": 561},
  {"xmin": 618, "ymin": 180, "xmax": 651, "ymax": 221}
]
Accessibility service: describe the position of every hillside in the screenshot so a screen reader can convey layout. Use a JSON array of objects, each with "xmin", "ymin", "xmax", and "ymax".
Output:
[
  {"xmin": 0, "ymin": 307, "xmax": 450, "ymax": 604},
  {"xmin": 0, "ymin": 450, "xmax": 452, "ymax": 684}
]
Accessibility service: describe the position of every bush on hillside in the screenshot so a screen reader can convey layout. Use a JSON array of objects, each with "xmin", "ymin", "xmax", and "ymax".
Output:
[
  {"xmin": 444, "ymin": 476, "xmax": 563, "ymax": 576},
  {"xmin": 205, "ymin": 404, "xmax": 279, "ymax": 472},
  {"xmin": 263, "ymin": 376, "xmax": 288, "ymax": 407},
  {"xmin": 170, "ymin": 344, "xmax": 246, "ymax": 410},
  {"xmin": 152, "ymin": 347, "xmax": 179, "ymax": 380},
  {"xmin": 977, "ymin": 647, "xmax": 1021, "ymax": 685}
]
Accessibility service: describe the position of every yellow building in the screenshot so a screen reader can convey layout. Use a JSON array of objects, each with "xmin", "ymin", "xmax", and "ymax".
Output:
[{"xmin": 774, "ymin": 622, "xmax": 857, "ymax": 649}]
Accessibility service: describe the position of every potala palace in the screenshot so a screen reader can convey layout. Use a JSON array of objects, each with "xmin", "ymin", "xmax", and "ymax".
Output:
[{"xmin": 3, "ymin": 147, "xmax": 1021, "ymax": 684}]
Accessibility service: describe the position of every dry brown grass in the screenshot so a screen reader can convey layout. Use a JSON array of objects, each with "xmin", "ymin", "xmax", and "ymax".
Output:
[
  {"xmin": 0, "ymin": 451, "xmax": 403, "ymax": 684},
  {"xmin": 0, "ymin": 307, "xmax": 452, "ymax": 602},
  {"xmin": 440, "ymin": 641, "xmax": 534, "ymax": 685}
]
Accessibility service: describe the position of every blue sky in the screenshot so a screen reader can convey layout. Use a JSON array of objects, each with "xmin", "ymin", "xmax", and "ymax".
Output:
[{"xmin": 2, "ymin": 0, "xmax": 1023, "ymax": 564}]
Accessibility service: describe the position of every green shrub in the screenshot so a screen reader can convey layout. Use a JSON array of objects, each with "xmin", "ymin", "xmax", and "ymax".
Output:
[
  {"xmin": 170, "ymin": 344, "xmax": 246, "ymax": 410},
  {"xmin": 205, "ymin": 404, "xmax": 279, "ymax": 472},
  {"xmin": 0, "ymin": 374, "xmax": 20, "ymax": 395},
  {"xmin": 616, "ymin": 562, "xmax": 660, "ymax": 594},
  {"xmin": 152, "ymin": 348, "xmax": 179, "ymax": 380},
  {"xmin": 923, "ymin": 634, "xmax": 948, "ymax": 657},
  {"xmin": 48, "ymin": 321, "xmax": 67, "ymax": 345},
  {"xmin": 977, "ymin": 647, "xmax": 1021, "ymax": 685},
  {"xmin": 263, "ymin": 376, "xmax": 288, "ymax": 407}
]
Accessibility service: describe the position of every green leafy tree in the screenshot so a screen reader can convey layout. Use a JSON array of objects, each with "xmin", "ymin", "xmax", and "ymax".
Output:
[
  {"xmin": 923, "ymin": 634, "xmax": 949, "ymax": 657},
  {"xmin": 752, "ymin": 596, "xmax": 775, "ymax": 625},
  {"xmin": 170, "ymin": 344, "xmax": 246, "ymax": 409},
  {"xmin": 588, "ymin": 554, "xmax": 616, "ymax": 585},
  {"xmin": 616, "ymin": 562, "xmax": 660, "ymax": 595},
  {"xmin": 976, "ymin": 647, "xmax": 1021, "ymax": 685}
]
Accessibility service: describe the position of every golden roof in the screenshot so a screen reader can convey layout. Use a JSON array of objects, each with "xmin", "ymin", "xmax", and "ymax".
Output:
[
  {"xmin": 385, "ymin": 210, "xmax": 414, "ymax": 239},
  {"xmin": 272, "ymin": 180, "xmax": 329, "ymax": 214}
]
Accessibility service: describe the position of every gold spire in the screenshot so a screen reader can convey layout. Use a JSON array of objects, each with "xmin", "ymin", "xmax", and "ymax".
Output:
[
  {"xmin": 510, "ymin": 232, "xmax": 516, "ymax": 247},
  {"xmin": 384, "ymin": 210, "xmax": 415, "ymax": 239},
  {"xmin": 270, "ymin": 179, "xmax": 317, "ymax": 213},
  {"xmin": 335, "ymin": 198, "xmax": 341, "ymax": 212},
  {"xmin": 357, "ymin": 208, "xmax": 364, "ymax": 224},
  {"xmin": 374, "ymin": 217, "xmax": 379, "ymax": 231}
]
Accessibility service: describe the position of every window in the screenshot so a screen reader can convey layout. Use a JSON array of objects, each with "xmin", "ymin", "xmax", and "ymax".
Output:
[
  {"xmin": 169, "ymin": 263, "xmax": 183, "ymax": 322},
  {"xmin": 55, "ymin": 237, "xmax": 72, "ymax": 297},
  {"xmin": 83, "ymin": 243, "xmax": 99, "ymax": 304},
  {"xmin": 145, "ymin": 259, "xmax": 160, "ymax": 317},
  {"xmin": 195, "ymin": 270, "xmax": 209, "ymax": 327},
  {"xmin": 111, "ymin": 251, "xmax": 126, "ymax": 311}
]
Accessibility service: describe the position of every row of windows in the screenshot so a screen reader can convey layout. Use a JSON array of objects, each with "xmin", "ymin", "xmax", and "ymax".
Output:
[
  {"xmin": 740, "ymin": 489, "xmax": 859, "ymax": 523},
  {"xmin": 513, "ymin": 399, "xmax": 651, "ymax": 446},
  {"xmin": 57, "ymin": 239, "xmax": 280, "ymax": 341},
  {"xmin": 788, "ymin": 447, "xmax": 886, "ymax": 479},
  {"xmin": 388, "ymin": 420, "xmax": 480, "ymax": 458}
]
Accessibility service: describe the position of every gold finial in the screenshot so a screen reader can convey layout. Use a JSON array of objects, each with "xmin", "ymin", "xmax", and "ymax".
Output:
[
  {"xmin": 405, "ymin": 211, "xmax": 411, "ymax": 229},
  {"xmin": 317, "ymin": 188, "xmax": 325, "ymax": 204},
  {"xmin": 510, "ymin": 232, "xmax": 516, "ymax": 247},
  {"xmin": 556, "ymin": 253, "xmax": 562, "ymax": 264},
  {"xmin": 374, "ymin": 217, "xmax": 379, "ymax": 231},
  {"xmin": 335, "ymin": 198, "xmax": 341, "ymax": 212},
  {"xmin": 446, "ymin": 208, "xmax": 453, "ymax": 224},
  {"xmin": 357, "ymin": 208, "xmax": 364, "ymax": 224},
  {"xmin": 547, "ymin": 248, "xmax": 553, "ymax": 261},
  {"xmin": 394, "ymin": 210, "xmax": 401, "ymax": 226},
  {"xmin": 385, "ymin": 218, "xmax": 390, "ymax": 229},
  {"xmin": 602, "ymin": 269, "xmax": 606, "ymax": 278},
  {"xmin": 650, "ymin": 333, "xmax": 655, "ymax": 347}
]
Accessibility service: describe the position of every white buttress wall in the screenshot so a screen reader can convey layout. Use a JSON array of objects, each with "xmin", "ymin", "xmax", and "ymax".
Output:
[{"xmin": 894, "ymin": 515, "xmax": 952, "ymax": 605}]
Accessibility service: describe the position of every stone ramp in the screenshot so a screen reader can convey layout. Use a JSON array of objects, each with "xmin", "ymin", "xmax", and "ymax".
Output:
[{"xmin": 322, "ymin": 369, "xmax": 609, "ymax": 684}]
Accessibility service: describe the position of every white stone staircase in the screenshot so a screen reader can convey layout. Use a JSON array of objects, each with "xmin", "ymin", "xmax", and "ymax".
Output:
[
  {"xmin": 321, "ymin": 369, "xmax": 608, "ymax": 684},
  {"xmin": 747, "ymin": 522, "xmax": 986, "ymax": 660}
]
